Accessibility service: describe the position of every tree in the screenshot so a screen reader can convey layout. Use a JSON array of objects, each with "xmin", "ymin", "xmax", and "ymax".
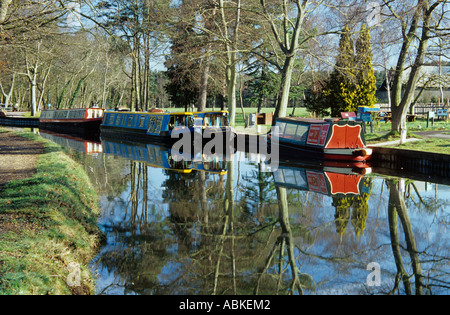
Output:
[
  {"xmin": 325, "ymin": 26, "xmax": 357, "ymax": 117},
  {"xmin": 164, "ymin": 20, "xmax": 201, "ymax": 110},
  {"xmin": 354, "ymin": 25, "xmax": 377, "ymax": 108},
  {"xmin": 259, "ymin": 0, "xmax": 309, "ymax": 122},
  {"xmin": 218, "ymin": 0, "xmax": 242, "ymax": 126},
  {"xmin": 304, "ymin": 79, "xmax": 329, "ymax": 117},
  {"xmin": 384, "ymin": 0, "xmax": 450, "ymax": 138}
]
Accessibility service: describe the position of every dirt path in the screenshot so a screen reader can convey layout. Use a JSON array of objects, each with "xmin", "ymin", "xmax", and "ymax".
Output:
[{"xmin": 0, "ymin": 131, "xmax": 44, "ymax": 189}]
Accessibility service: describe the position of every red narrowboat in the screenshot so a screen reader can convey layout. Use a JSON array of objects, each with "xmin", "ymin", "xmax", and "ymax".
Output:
[
  {"xmin": 272, "ymin": 117, "xmax": 372, "ymax": 163},
  {"xmin": 39, "ymin": 108, "xmax": 104, "ymax": 136}
]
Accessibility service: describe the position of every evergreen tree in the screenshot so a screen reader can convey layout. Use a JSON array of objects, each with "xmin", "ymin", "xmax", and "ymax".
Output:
[
  {"xmin": 324, "ymin": 26, "xmax": 358, "ymax": 117},
  {"xmin": 304, "ymin": 79, "xmax": 330, "ymax": 117},
  {"xmin": 354, "ymin": 25, "xmax": 377, "ymax": 108}
]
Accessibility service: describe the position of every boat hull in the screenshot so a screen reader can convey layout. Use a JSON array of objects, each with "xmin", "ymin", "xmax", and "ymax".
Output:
[
  {"xmin": 39, "ymin": 118, "xmax": 103, "ymax": 137},
  {"xmin": 100, "ymin": 124, "xmax": 173, "ymax": 144},
  {"xmin": 0, "ymin": 116, "xmax": 39, "ymax": 127},
  {"xmin": 276, "ymin": 140, "xmax": 372, "ymax": 163}
]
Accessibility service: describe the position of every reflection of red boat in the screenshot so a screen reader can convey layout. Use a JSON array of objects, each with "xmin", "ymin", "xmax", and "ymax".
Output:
[
  {"xmin": 39, "ymin": 129, "xmax": 102, "ymax": 155},
  {"xmin": 272, "ymin": 117, "xmax": 372, "ymax": 163},
  {"xmin": 274, "ymin": 162, "xmax": 371, "ymax": 196}
]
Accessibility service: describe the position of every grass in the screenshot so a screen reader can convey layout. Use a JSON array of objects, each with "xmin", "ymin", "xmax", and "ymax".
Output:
[
  {"xmin": 0, "ymin": 131, "xmax": 102, "ymax": 295},
  {"xmin": 392, "ymin": 138, "xmax": 450, "ymax": 154}
]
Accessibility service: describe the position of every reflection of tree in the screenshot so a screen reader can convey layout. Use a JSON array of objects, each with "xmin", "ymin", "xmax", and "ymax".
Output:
[
  {"xmin": 240, "ymin": 163, "xmax": 276, "ymax": 222},
  {"xmin": 332, "ymin": 178, "xmax": 372, "ymax": 237},
  {"xmin": 254, "ymin": 187, "xmax": 314, "ymax": 295},
  {"xmin": 387, "ymin": 179, "xmax": 423, "ymax": 295},
  {"xmin": 385, "ymin": 178, "xmax": 450, "ymax": 295}
]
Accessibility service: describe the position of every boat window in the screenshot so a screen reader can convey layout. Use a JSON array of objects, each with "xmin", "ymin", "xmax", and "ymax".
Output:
[
  {"xmin": 176, "ymin": 116, "xmax": 185, "ymax": 127},
  {"xmin": 148, "ymin": 117, "xmax": 156, "ymax": 133},
  {"xmin": 169, "ymin": 116, "xmax": 175, "ymax": 130},
  {"xmin": 284, "ymin": 123, "xmax": 298, "ymax": 139},
  {"xmin": 187, "ymin": 116, "xmax": 194, "ymax": 128},
  {"xmin": 108, "ymin": 114, "xmax": 115, "ymax": 125},
  {"xmin": 155, "ymin": 117, "xmax": 163, "ymax": 133},
  {"xmin": 194, "ymin": 118, "xmax": 203, "ymax": 127},
  {"xmin": 139, "ymin": 116, "xmax": 146, "ymax": 128},
  {"xmin": 222, "ymin": 115, "xmax": 229, "ymax": 127},
  {"xmin": 115, "ymin": 114, "xmax": 121, "ymax": 126},
  {"xmin": 284, "ymin": 169, "xmax": 297, "ymax": 186},
  {"xmin": 294, "ymin": 125, "xmax": 309, "ymax": 144},
  {"xmin": 275, "ymin": 122, "xmax": 286, "ymax": 136},
  {"xmin": 127, "ymin": 115, "xmax": 134, "ymax": 127}
]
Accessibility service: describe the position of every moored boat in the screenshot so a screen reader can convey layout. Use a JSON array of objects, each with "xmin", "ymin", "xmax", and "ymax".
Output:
[
  {"xmin": 100, "ymin": 110, "xmax": 199, "ymax": 144},
  {"xmin": 194, "ymin": 110, "xmax": 235, "ymax": 136},
  {"xmin": 39, "ymin": 108, "xmax": 104, "ymax": 136},
  {"xmin": 271, "ymin": 117, "xmax": 372, "ymax": 162}
]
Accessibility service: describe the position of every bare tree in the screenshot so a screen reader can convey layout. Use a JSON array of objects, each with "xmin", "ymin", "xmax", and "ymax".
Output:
[
  {"xmin": 383, "ymin": 0, "xmax": 450, "ymax": 138},
  {"xmin": 259, "ymin": 0, "xmax": 310, "ymax": 120}
]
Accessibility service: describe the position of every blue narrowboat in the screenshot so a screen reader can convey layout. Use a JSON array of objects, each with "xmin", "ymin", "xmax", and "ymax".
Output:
[
  {"xmin": 271, "ymin": 117, "xmax": 373, "ymax": 163},
  {"xmin": 101, "ymin": 138, "xmax": 228, "ymax": 175},
  {"xmin": 100, "ymin": 111, "xmax": 199, "ymax": 143}
]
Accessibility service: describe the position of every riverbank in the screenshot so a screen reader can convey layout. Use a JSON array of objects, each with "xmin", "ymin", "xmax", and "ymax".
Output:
[{"xmin": 0, "ymin": 129, "xmax": 102, "ymax": 295}]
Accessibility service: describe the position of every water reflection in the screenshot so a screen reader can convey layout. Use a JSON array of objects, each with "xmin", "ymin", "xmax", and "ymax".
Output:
[{"xmin": 38, "ymin": 132, "xmax": 450, "ymax": 295}]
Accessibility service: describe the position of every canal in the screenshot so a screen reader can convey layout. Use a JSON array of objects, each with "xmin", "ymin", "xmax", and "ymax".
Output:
[{"xmin": 40, "ymin": 131, "xmax": 450, "ymax": 295}]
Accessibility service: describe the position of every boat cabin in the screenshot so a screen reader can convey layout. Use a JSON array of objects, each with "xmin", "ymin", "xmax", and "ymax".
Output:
[
  {"xmin": 194, "ymin": 111, "xmax": 230, "ymax": 128},
  {"xmin": 273, "ymin": 117, "xmax": 372, "ymax": 162},
  {"xmin": 40, "ymin": 108, "xmax": 104, "ymax": 121},
  {"xmin": 101, "ymin": 111, "xmax": 197, "ymax": 142}
]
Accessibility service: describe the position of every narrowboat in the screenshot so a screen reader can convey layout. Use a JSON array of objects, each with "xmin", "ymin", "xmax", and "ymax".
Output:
[
  {"xmin": 39, "ymin": 108, "xmax": 105, "ymax": 136},
  {"xmin": 101, "ymin": 111, "xmax": 200, "ymax": 144},
  {"xmin": 271, "ymin": 117, "xmax": 372, "ymax": 163},
  {"xmin": 0, "ymin": 114, "xmax": 39, "ymax": 128}
]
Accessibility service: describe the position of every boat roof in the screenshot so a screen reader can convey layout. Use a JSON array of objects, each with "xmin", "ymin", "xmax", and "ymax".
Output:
[
  {"xmin": 196, "ymin": 110, "xmax": 229, "ymax": 114},
  {"xmin": 276, "ymin": 117, "xmax": 340, "ymax": 124},
  {"xmin": 108, "ymin": 111, "xmax": 194, "ymax": 116},
  {"xmin": 43, "ymin": 108, "xmax": 104, "ymax": 111}
]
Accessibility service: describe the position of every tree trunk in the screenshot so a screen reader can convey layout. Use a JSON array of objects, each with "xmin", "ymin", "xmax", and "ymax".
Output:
[
  {"xmin": 0, "ymin": 72, "xmax": 15, "ymax": 107},
  {"xmin": 0, "ymin": 0, "xmax": 13, "ymax": 24},
  {"xmin": 260, "ymin": 0, "xmax": 308, "ymax": 122},
  {"xmin": 198, "ymin": 55, "xmax": 211, "ymax": 112},
  {"xmin": 391, "ymin": 0, "xmax": 433, "ymax": 135},
  {"xmin": 219, "ymin": 0, "xmax": 240, "ymax": 127},
  {"xmin": 387, "ymin": 179, "xmax": 423, "ymax": 295},
  {"xmin": 226, "ymin": 63, "xmax": 237, "ymax": 126},
  {"xmin": 275, "ymin": 56, "xmax": 295, "ymax": 120}
]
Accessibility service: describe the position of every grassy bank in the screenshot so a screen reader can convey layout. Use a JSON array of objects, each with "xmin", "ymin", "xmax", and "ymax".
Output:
[{"xmin": 0, "ymin": 131, "xmax": 102, "ymax": 295}]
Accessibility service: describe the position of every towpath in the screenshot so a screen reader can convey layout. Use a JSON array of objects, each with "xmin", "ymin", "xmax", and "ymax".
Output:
[{"xmin": 0, "ymin": 130, "xmax": 44, "ymax": 189}]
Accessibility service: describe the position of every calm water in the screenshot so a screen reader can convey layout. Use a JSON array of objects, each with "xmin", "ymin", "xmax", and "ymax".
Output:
[{"xmin": 39, "ymin": 131, "xmax": 450, "ymax": 295}]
